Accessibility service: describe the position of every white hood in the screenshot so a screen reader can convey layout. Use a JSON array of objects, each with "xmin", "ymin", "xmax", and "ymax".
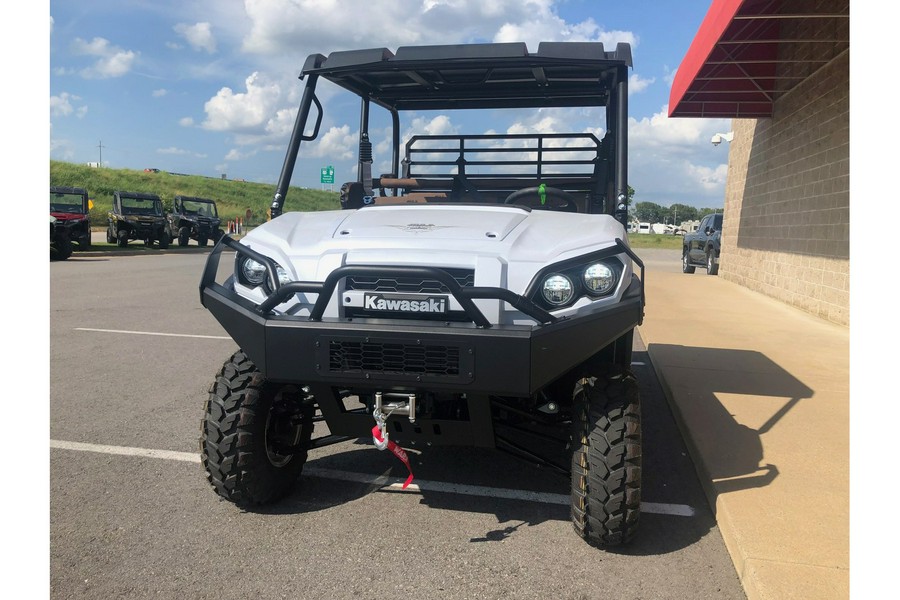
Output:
[{"xmin": 243, "ymin": 205, "xmax": 626, "ymax": 263}]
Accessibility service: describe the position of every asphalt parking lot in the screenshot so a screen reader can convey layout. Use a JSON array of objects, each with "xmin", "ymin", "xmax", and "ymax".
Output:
[{"xmin": 49, "ymin": 248, "xmax": 745, "ymax": 599}]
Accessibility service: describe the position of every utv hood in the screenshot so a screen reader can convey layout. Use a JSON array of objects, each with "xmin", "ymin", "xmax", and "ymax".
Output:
[{"xmin": 240, "ymin": 205, "xmax": 628, "ymax": 269}]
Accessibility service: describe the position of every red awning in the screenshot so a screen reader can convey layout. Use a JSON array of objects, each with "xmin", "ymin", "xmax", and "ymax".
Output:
[{"xmin": 669, "ymin": 0, "xmax": 849, "ymax": 119}]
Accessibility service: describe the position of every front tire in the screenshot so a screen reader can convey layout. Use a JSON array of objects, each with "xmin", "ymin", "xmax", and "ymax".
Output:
[
  {"xmin": 52, "ymin": 237, "xmax": 73, "ymax": 260},
  {"xmin": 570, "ymin": 366, "xmax": 642, "ymax": 547},
  {"xmin": 682, "ymin": 248, "xmax": 695, "ymax": 273},
  {"xmin": 706, "ymin": 248, "xmax": 719, "ymax": 275},
  {"xmin": 178, "ymin": 227, "xmax": 190, "ymax": 247},
  {"xmin": 158, "ymin": 230, "xmax": 170, "ymax": 249},
  {"xmin": 201, "ymin": 350, "xmax": 313, "ymax": 506},
  {"xmin": 117, "ymin": 230, "xmax": 128, "ymax": 247}
]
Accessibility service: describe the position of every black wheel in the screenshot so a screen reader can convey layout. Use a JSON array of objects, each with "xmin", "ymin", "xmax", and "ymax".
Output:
[
  {"xmin": 158, "ymin": 230, "xmax": 169, "ymax": 249},
  {"xmin": 201, "ymin": 350, "xmax": 314, "ymax": 506},
  {"xmin": 51, "ymin": 237, "xmax": 73, "ymax": 260},
  {"xmin": 682, "ymin": 248, "xmax": 695, "ymax": 273},
  {"xmin": 198, "ymin": 235, "xmax": 208, "ymax": 247},
  {"xmin": 706, "ymin": 248, "xmax": 719, "ymax": 275},
  {"xmin": 570, "ymin": 366, "xmax": 641, "ymax": 547},
  {"xmin": 504, "ymin": 186, "xmax": 579, "ymax": 212},
  {"xmin": 78, "ymin": 235, "xmax": 91, "ymax": 251},
  {"xmin": 117, "ymin": 230, "xmax": 129, "ymax": 247},
  {"xmin": 178, "ymin": 227, "xmax": 190, "ymax": 247},
  {"xmin": 106, "ymin": 227, "xmax": 115, "ymax": 244}
]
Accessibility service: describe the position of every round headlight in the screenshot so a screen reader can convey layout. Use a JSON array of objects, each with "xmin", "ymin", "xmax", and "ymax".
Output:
[
  {"xmin": 583, "ymin": 263, "xmax": 615, "ymax": 295},
  {"xmin": 542, "ymin": 274, "xmax": 574, "ymax": 306},
  {"xmin": 241, "ymin": 258, "xmax": 267, "ymax": 286}
]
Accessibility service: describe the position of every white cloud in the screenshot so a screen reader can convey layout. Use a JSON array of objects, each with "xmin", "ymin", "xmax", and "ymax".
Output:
[
  {"xmin": 174, "ymin": 22, "xmax": 217, "ymax": 54},
  {"xmin": 202, "ymin": 72, "xmax": 283, "ymax": 132},
  {"xmin": 157, "ymin": 147, "xmax": 188, "ymax": 155},
  {"xmin": 663, "ymin": 66, "xmax": 677, "ymax": 87},
  {"xmin": 71, "ymin": 37, "xmax": 137, "ymax": 79},
  {"xmin": 152, "ymin": 89, "xmax": 168, "ymax": 98},
  {"xmin": 302, "ymin": 125, "xmax": 356, "ymax": 160},
  {"xmin": 629, "ymin": 73, "xmax": 655, "ymax": 95},
  {"xmin": 626, "ymin": 105, "xmax": 733, "ymax": 206},
  {"xmin": 225, "ymin": 148, "xmax": 258, "ymax": 161},
  {"xmin": 157, "ymin": 147, "xmax": 208, "ymax": 158},
  {"xmin": 240, "ymin": 0, "xmax": 637, "ymax": 55},
  {"xmin": 629, "ymin": 105, "xmax": 730, "ymax": 149},
  {"xmin": 50, "ymin": 92, "xmax": 86, "ymax": 118},
  {"xmin": 179, "ymin": 117, "xmax": 195, "ymax": 127},
  {"xmin": 408, "ymin": 115, "xmax": 458, "ymax": 138},
  {"xmin": 686, "ymin": 162, "xmax": 729, "ymax": 190}
]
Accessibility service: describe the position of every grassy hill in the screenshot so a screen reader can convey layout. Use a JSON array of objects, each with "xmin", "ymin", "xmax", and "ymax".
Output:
[{"xmin": 50, "ymin": 161, "xmax": 341, "ymax": 227}]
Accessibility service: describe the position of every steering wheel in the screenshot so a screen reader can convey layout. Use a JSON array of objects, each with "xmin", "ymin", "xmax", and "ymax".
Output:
[{"xmin": 504, "ymin": 186, "xmax": 579, "ymax": 212}]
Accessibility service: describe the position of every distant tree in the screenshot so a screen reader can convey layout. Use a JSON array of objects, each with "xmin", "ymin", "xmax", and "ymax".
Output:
[
  {"xmin": 698, "ymin": 207, "xmax": 720, "ymax": 219},
  {"xmin": 667, "ymin": 203, "xmax": 698, "ymax": 224},
  {"xmin": 633, "ymin": 201, "xmax": 665, "ymax": 223}
]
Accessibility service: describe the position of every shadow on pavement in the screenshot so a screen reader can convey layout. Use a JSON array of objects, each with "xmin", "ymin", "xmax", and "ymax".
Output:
[
  {"xmin": 246, "ymin": 346, "xmax": 734, "ymax": 556},
  {"xmin": 647, "ymin": 344, "xmax": 814, "ymax": 498}
]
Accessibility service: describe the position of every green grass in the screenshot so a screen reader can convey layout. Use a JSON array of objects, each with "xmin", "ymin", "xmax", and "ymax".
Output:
[
  {"xmin": 50, "ymin": 160, "xmax": 341, "ymax": 228},
  {"xmin": 626, "ymin": 233, "xmax": 683, "ymax": 249},
  {"xmin": 50, "ymin": 162, "xmax": 688, "ymax": 253}
]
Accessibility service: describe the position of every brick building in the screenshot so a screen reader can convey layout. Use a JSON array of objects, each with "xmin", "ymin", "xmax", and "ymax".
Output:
[{"xmin": 669, "ymin": 0, "xmax": 850, "ymax": 325}]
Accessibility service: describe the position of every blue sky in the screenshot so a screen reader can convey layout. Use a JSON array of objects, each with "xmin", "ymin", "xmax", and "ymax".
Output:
[{"xmin": 48, "ymin": 1, "xmax": 739, "ymax": 208}]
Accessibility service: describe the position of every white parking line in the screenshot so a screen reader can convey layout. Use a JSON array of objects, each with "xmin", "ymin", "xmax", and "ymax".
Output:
[
  {"xmin": 50, "ymin": 439, "xmax": 695, "ymax": 517},
  {"xmin": 75, "ymin": 328, "xmax": 231, "ymax": 340}
]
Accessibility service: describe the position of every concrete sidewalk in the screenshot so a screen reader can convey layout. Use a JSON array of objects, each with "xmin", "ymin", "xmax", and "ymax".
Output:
[{"xmin": 636, "ymin": 254, "xmax": 849, "ymax": 600}]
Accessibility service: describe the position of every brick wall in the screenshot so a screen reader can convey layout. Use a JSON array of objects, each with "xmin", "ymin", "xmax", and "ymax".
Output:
[{"xmin": 721, "ymin": 45, "xmax": 849, "ymax": 326}]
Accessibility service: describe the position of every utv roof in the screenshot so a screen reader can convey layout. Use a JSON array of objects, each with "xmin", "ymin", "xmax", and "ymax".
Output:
[
  {"xmin": 115, "ymin": 190, "xmax": 161, "ymax": 200},
  {"xmin": 301, "ymin": 42, "xmax": 632, "ymax": 111},
  {"xmin": 50, "ymin": 186, "xmax": 88, "ymax": 195},
  {"xmin": 175, "ymin": 195, "xmax": 216, "ymax": 203}
]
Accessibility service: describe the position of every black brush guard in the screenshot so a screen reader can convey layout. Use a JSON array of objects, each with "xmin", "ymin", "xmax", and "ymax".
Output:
[{"xmin": 199, "ymin": 235, "xmax": 643, "ymax": 446}]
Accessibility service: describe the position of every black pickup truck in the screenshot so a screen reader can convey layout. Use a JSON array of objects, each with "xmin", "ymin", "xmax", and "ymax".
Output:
[{"xmin": 682, "ymin": 213, "xmax": 722, "ymax": 275}]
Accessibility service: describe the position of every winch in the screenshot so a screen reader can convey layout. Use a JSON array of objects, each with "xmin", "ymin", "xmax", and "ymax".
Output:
[{"xmin": 371, "ymin": 391, "xmax": 417, "ymax": 488}]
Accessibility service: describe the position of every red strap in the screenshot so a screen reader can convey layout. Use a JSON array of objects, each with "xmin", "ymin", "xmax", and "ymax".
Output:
[{"xmin": 372, "ymin": 425, "xmax": 415, "ymax": 489}]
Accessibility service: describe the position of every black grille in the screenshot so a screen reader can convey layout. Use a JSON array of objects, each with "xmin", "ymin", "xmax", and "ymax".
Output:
[
  {"xmin": 329, "ymin": 341, "xmax": 461, "ymax": 376},
  {"xmin": 346, "ymin": 268, "xmax": 474, "ymax": 293}
]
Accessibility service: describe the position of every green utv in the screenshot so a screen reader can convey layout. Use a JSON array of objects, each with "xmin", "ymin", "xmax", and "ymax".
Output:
[
  {"xmin": 166, "ymin": 195, "xmax": 225, "ymax": 247},
  {"xmin": 107, "ymin": 191, "xmax": 169, "ymax": 248}
]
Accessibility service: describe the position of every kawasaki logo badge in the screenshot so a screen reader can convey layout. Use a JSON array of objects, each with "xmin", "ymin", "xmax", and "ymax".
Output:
[{"xmin": 364, "ymin": 294, "xmax": 448, "ymax": 314}]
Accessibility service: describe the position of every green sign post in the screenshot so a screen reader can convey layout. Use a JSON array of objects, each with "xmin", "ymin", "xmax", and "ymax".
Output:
[{"xmin": 320, "ymin": 165, "xmax": 335, "ymax": 185}]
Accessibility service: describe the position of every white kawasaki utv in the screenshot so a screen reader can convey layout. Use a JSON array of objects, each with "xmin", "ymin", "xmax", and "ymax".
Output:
[{"xmin": 199, "ymin": 41, "xmax": 645, "ymax": 547}]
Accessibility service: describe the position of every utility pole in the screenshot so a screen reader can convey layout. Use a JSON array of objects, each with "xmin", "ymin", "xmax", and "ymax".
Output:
[{"xmin": 98, "ymin": 140, "xmax": 104, "ymax": 167}]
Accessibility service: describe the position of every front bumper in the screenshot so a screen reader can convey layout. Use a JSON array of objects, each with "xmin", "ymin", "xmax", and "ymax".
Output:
[{"xmin": 200, "ymin": 236, "xmax": 644, "ymax": 398}]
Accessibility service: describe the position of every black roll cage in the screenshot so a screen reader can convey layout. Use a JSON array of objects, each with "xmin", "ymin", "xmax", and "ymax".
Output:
[{"xmin": 269, "ymin": 42, "xmax": 631, "ymax": 224}]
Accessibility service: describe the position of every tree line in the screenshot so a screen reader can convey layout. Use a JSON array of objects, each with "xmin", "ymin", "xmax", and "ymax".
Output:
[{"xmin": 631, "ymin": 202, "xmax": 720, "ymax": 225}]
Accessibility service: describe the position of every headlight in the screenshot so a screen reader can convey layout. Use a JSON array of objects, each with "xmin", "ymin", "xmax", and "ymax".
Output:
[
  {"xmin": 528, "ymin": 255, "xmax": 623, "ymax": 310},
  {"xmin": 241, "ymin": 258, "xmax": 267, "ymax": 286},
  {"xmin": 238, "ymin": 255, "xmax": 293, "ymax": 289},
  {"xmin": 541, "ymin": 274, "xmax": 574, "ymax": 306},
  {"xmin": 583, "ymin": 263, "xmax": 615, "ymax": 295}
]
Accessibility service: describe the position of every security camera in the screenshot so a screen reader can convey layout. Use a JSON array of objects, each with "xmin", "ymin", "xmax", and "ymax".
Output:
[{"xmin": 711, "ymin": 132, "xmax": 733, "ymax": 146}]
